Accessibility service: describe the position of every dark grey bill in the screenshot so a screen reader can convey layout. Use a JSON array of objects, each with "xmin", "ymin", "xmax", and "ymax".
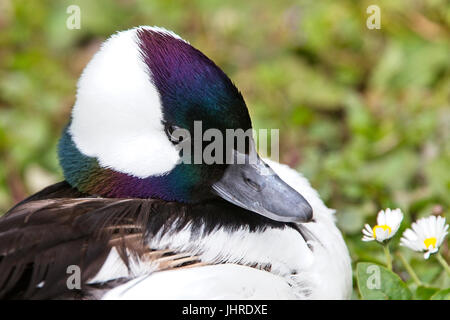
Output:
[{"xmin": 212, "ymin": 151, "xmax": 313, "ymax": 223}]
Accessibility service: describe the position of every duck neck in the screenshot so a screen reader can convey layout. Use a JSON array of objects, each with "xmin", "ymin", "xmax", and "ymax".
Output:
[{"xmin": 58, "ymin": 126, "xmax": 193, "ymax": 201}]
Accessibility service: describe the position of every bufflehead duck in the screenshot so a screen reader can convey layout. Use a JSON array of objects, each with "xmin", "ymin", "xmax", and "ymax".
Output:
[{"xmin": 0, "ymin": 26, "xmax": 351, "ymax": 299}]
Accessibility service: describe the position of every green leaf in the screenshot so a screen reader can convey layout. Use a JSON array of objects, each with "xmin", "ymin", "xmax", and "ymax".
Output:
[
  {"xmin": 414, "ymin": 286, "xmax": 440, "ymax": 300},
  {"xmin": 357, "ymin": 262, "xmax": 413, "ymax": 300},
  {"xmin": 430, "ymin": 288, "xmax": 450, "ymax": 300}
]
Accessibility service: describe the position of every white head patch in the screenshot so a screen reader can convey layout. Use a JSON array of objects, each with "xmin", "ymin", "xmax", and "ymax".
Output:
[{"xmin": 69, "ymin": 27, "xmax": 182, "ymax": 178}]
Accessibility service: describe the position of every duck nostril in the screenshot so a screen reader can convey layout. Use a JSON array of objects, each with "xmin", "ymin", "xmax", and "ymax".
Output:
[{"xmin": 244, "ymin": 177, "xmax": 261, "ymax": 192}]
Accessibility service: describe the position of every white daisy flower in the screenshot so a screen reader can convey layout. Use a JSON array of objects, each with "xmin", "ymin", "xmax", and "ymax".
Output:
[
  {"xmin": 362, "ymin": 208, "xmax": 403, "ymax": 243},
  {"xmin": 400, "ymin": 216, "xmax": 449, "ymax": 259}
]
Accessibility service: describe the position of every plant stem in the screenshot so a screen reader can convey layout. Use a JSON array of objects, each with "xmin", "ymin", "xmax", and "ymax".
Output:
[
  {"xmin": 383, "ymin": 244, "xmax": 392, "ymax": 271},
  {"xmin": 435, "ymin": 252, "xmax": 450, "ymax": 277},
  {"xmin": 396, "ymin": 251, "xmax": 422, "ymax": 286}
]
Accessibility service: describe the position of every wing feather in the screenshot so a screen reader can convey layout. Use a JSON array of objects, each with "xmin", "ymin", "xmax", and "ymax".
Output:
[
  {"xmin": 0, "ymin": 180, "xmax": 286, "ymax": 299},
  {"xmin": 0, "ymin": 182, "xmax": 202, "ymax": 299}
]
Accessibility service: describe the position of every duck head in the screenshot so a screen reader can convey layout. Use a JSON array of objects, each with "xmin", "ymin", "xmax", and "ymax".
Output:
[{"xmin": 58, "ymin": 26, "xmax": 313, "ymax": 223}]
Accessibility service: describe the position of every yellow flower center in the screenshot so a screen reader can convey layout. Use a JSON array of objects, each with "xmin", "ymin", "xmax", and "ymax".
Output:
[
  {"xmin": 373, "ymin": 225, "xmax": 392, "ymax": 238},
  {"xmin": 424, "ymin": 237, "xmax": 437, "ymax": 249}
]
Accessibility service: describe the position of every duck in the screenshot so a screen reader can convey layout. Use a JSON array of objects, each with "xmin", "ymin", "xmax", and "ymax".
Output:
[{"xmin": 0, "ymin": 26, "xmax": 352, "ymax": 300}]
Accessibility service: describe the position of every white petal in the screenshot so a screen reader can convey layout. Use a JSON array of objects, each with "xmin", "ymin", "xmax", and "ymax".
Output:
[
  {"xmin": 385, "ymin": 209, "xmax": 395, "ymax": 225},
  {"xmin": 434, "ymin": 216, "xmax": 443, "ymax": 235},
  {"xmin": 377, "ymin": 210, "xmax": 386, "ymax": 226},
  {"xmin": 402, "ymin": 229, "xmax": 418, "ymax": 242},
  {"xmin": 437, "ymin": 225, "xmax": 449, "ymax": 247},
  {"xmin": 425, "ymin": 216, "xmax": 435, "ymax": 237},
  {"xmin": 427, "ymin": 216, "xmax": 437, "ymax": 237},
  {"xmin": 389, "ymin": 209, "xmax": 403, "ymax": 233},
  {"xmin": 436, "ymin": 219, "xmax": 448, "ymax": 246},
  {"xmin": 362, "ymin": 229, "xmax": 373, "ymax": 237},
  {"xmin": 411, "ymin": 221, "xmax": 422, "ymax": 236},
  {"xmin": 400, "ymin": 230, "xmax": 422, "ymax": 252}
]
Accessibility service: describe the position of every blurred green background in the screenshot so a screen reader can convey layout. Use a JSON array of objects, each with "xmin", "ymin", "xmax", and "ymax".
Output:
[{"xmin": 0, "ymin": 0, "xmax": 449, "ymax": 297}]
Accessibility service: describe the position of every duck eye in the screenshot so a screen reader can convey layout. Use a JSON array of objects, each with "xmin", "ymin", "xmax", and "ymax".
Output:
[{"xmin": 164, "ymin": 122, "xmax": 184, "ymax": 144}]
